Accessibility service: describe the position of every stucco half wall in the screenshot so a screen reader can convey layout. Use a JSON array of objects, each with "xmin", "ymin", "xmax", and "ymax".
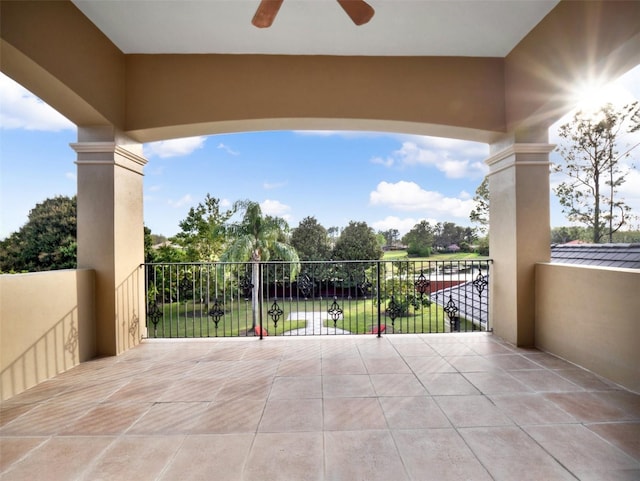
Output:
[
  {"xmin": 0, "ymin": 269, "xmax": 96, "ymax": 400},
  {"xmin": 535, "ymin": 263, "xmax": 640, "ymax": 393}
]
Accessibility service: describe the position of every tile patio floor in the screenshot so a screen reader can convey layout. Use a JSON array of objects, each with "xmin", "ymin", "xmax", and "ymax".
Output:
[{"xmin": 1, "ymin": 333, "xmax": 639, "ymax": 480}]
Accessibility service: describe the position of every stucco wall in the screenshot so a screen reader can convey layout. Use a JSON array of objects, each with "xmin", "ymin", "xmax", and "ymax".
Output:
[
  {"xmin": 0, "ymin": 269, "xmax": 96, "ymax": 400},
  {"xmin": 535, "ymin": 263, "xmax": 640, "ymax": 393}
]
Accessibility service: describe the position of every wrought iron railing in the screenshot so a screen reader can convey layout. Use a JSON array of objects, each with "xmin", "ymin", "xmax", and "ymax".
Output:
[{"xmin": 143, "ymin": 259, "xmax": 491, "ymax": 338}]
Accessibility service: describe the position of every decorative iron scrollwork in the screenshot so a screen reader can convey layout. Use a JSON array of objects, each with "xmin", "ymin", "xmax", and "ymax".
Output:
[
  {"xmin": 414, "ymin": 272, "xmax": 430, "ymax": 298},
  {"xmin": 297, "ymin": 273, "xmax": 314, "ymax": 299},
  {"xmin": 327, "ymin": 297, "xmax": 343, "ymax": 327},
  {"xmin": 147, "ymin": 300, "xmax": 163, "ymax": 336},
  {"xmin": 357, "ymin": 272, "xmax": 372, "ymax": 298},
  {"xmin": 444, "ymin": 295, "xmax": 460, "ymax": 331},
  {"xmin": 208, "ymin": 298, "xmax": 225, "ymax": 330},
  {"xmin": 268, "ymin": 299, "xmax": 284, "ymax": 328},
  {"xmin": 239, "ymin": 273, "xmax": 253, "ymax": 300},
  {"xmin": 472, "ymin": 271, "xmax": 488, "ymax": 296},
  {"xmin": 386, "ymin": 295, "xmax": 402, "ymax": 330},
  {"xmin": 178, "ymin": 273, "xmax": 192, "ymax": 300}
]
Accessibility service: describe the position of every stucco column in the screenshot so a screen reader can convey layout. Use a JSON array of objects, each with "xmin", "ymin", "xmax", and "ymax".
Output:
[
  {"xmin": 486, "ymin": 142, "xmax": 554, "ymax": 347},
  {"xmin": 71, "ymin": 127, "xmax": 147, "ymax": 356}
]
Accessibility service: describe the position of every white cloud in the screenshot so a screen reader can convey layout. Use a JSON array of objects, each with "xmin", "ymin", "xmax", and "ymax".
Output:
[
  {"xmin": 371, "ymin": 138, "xmax": 489, "ymax": 179},
  {"xmin": 260, "ymin": 199, "xmax": 291, "ymax": 219},
  {"xmin": 65, "ymin": 172, "xmax": 76, "ymax": 181},
  {"xmin": 369, "ymin": 181, "xmax": 475, "ymax": 219},
  {"xmin": 145, "ymin": 137, "xmax": 206, "ymax": 158},
  {"xmin": 0, "ymin": 74, "xmax": 74, "ymax": 131},
  {"xmin": 167, "ymin": 194, "xmax": 193, "ymax": 208},
  {"xmin": 217, "ymin": 142, "xmax": 239, "ymax": 156}
]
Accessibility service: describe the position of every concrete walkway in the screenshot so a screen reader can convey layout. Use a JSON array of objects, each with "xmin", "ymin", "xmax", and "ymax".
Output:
[{"xmin": 285, "ymin": 311, "xmax": 351, "ymax": 335}]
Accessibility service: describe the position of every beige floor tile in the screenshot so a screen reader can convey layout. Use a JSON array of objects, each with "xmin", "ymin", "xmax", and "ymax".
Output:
[
  {"xmin": 524, "ymin": 424, "xmax": 639, "ymax": 477},
  {"xmin": 488, "ymin": 393, "xmax": 577, "ymax": 425},
  {"xmin": 417, "ymin": 372, "xmax": 480, "ymax": 395},
  {"xmin": 259, "ymin": 398, "xmax": 323, "ymax": 432},
  {"xmin": 269, "ymin": 375, "xmax": 322, "ymax": 399},
  {"xmin": 545, "ymin": 391, "xmax": 635, "ymax": 422},
  {"xmin": 0, "ymin": 401, "xmax": 91, "ymax": 435},
  {"xmin": 508, "ymin": 369, "xmax": 583, "ymax": 392},
  {"xmin": 324, "ymin": 430, "xmax": 408, "ymax": 481},
  {"xmin": 394, "ymin": 428, "xmax": 492, "ymax": 480},
  {"xmin": 363, "ymin": 356, "xmax": 412, "ymax": 374},
  {"xmin": 430, "ymin": 342, "xmax": 477, "ymax": 356},
  {"xmin": 459, "ymin": 426, "xmax": 576, "ymax": 481},
  {"xmin": 191, "ymin": 399, "xmax": 266, "ymax": 433},
  {"xmin": 391, "ymin": 342, "xmax": 439, "ymax": 357},
  {"xmin": 321, "ymin": 356, "xmax": 367, "ymax": 375},
  {"xmin": 0, "ymin": 403, "xmax": 36, "ymax": 428},
  {"xmin": 159, "ymin": 378, "xmax": 223, "ymax": 402},
  {"xmin": 586, "ymin": 421, "xmax": 640, "ymax": 460},
  {"xmin": 434, "ymin": 395, "xmax": 513, "ymax": 428},
  {"xmin": 524, "ymin": 352, "xmax": 576, "ymax": 370},
  {"xmin": 483, "ymin": 353, "xmax": 541, "ymax": 370},
  {"xmin": 404, "ymin": 356, "xmax": 456, "ymax": 374},
  {"xmin": 0, "ymin": 436, "xmax": 113, "ymax": 481},
  {"xmin": 127, "ymin": 401, "xmax": 210, "ymax": 434},
  {"xmin": 380, "ymin": 396, "xmax": 450, "ymax": 429},
  {"xmin": 244, "ymin": 432, "xmax": 324, "ymax": 481},
  {"xmin": 0, "ymin": 437, "xmax": 47, "ymax": 473},
  {"xmin": 323, "ymin": 374, "xmax": 375, "ymax": 397},
  {"xmin": 464, "ymin": 371, "xmax": 531, "ymax": 394},
  {"xmin": 555, "ymin": 368, "xmax": 620, "ymax": 390},
  {"xmin": 215, "ymin": 378, "xmax": 272, "ymax": 401},
  {"xmin": 106, "ymin": 378, "xmax": 174, "ymax": 403},
  {"xmin": 445, "ymin": 355, "xmax": 498, "ymax": 372},
  {"xmin": 277, "ymin": 359, "xmax": 322, "ymax": 376},
  {"xmin": 324, "ymin": 397, "xmax": 387, "ymax": 430},
  {"xmin": 80, "ymin": 435, "xmax": 182, "ymax": 481},
  {"xmin": 61, "ymin": 402, "xmax": 152, "ymax": 435},
  {"xmin": 370, "ymin": 373, "xmax": 427, "ymax": 396},
  {"xmin": 160, "ymin": 434, "xmax": 254, "ymax": 481}
]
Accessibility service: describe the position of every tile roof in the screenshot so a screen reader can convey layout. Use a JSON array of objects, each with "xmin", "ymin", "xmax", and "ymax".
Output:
[
  {"xmin": 430, "ymin": 273, "xmax": 489, "ymax": 329},
  {"xmin": 551, "ymin": 243, "xmax": 640, "ymax": 269}
]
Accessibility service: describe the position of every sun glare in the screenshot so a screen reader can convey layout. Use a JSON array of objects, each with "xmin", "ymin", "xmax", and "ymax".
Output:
[{"xmin": 572, "ymin": 78, "xmax": 633, "ymax": 117}]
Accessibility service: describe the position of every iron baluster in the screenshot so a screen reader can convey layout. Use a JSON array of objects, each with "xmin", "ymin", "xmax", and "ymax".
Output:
[
  {"xmin": 327, "ymin": 297, "xmax": 343, "ymax": 328},
  {"xmin": 444, "ymin": 295, "xmax": 460, "ymax": 332},
  {"xmin": 208, "ymin": 298, "xmax": 224, "ymax": 337},
  {"xmin": 147, "ymin": 300, "xmax": 163, "ymax": 337},
  {"xmin": 268, "ymin": 299, "xmax": 284, "ymax": 329}
]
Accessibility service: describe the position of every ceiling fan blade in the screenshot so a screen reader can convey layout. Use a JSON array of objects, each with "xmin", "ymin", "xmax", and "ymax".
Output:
[
  {"xmin": 337, "ymin": 0, "xmax": 375, "ymax": 26},
  {"xmin": 252, "ymin": 0, "xmax": 284, "ymax": 28}
]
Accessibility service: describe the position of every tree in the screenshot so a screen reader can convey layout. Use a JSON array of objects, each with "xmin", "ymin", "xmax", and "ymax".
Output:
[
  {"xmin": 469, "ymin": 176, "xmax": 489, "ymax": 231},
  {"xmin": 402, "ymin": 221, "xmax": 434, "ymax": 257},
  {"xmin": 221, "ymin": 201, "xmax": 299, "ymax": 330},
  {"xmin": 332, "ymin": 221, "xmax": 383, "ymax": 261},
  {"xmin": 550, "ymin": 226, "xmax": 588, "ymax": 244},
  {"xmin": 290, "ymin": 216, "xmax": 332, "ymax": 261},
  {"xmin": 0, "ymin": 195, "xmax": 77, "ymax": 273},
  {"xmin": 554, "ymin": 102, "xmax": 639, "ymax": 243},
  {"xmin": 171, "ymin": 194, "xmax": 233, "ymax": 261},
  {"xmin": 380, "ymin": 229, "xmax": 400, "ymax": 249}
]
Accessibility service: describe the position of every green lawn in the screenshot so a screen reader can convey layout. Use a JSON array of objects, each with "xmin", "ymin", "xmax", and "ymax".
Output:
[{"xmin": 383, "ymin": 250, "xmax": 487, "ymax": 262}]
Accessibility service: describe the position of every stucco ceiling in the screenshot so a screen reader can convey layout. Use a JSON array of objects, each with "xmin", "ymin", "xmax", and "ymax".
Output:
[{"xmin": 72, "ymin": 0, "xmax": 560, "ymax": 57}]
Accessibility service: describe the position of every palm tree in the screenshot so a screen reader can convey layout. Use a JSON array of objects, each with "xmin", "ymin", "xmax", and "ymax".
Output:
[{"xmin": 222, "ymin": 201, "xmax": 300, "ymax": 331}]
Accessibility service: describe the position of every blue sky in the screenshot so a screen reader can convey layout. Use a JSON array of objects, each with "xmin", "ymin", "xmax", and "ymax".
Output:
[{"xmin": 1, "ymin": 66, "xmax": 639, "ymax": 239}]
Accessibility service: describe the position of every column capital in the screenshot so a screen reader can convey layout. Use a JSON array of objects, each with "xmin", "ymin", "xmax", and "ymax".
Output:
[
  {"xmin": 70, "ymin": 142, "xmax": 147, "ymax": 175},
  {"xmin": 485, "ymin": 143, "xmax": 555, "ymax": 176}
]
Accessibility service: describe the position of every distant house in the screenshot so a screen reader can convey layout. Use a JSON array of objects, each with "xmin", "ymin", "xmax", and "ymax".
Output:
[
  {"xmin": 429, "ymin": 243, "xmax": 640, "ymax": 330},
  {"xmin": 550, "ymin": 243, "xmax": 640, "ymax": 269}
]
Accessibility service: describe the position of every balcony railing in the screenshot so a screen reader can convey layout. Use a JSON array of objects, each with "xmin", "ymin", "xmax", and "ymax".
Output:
[{"xmin": 143, "ymin": 259, "xmax": 491, "ymax": 338}]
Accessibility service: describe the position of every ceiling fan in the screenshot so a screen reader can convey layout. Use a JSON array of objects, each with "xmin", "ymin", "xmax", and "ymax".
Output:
[{"xmin": 252, "ymin": 0, "xmax": 375, "ymax": 28}]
